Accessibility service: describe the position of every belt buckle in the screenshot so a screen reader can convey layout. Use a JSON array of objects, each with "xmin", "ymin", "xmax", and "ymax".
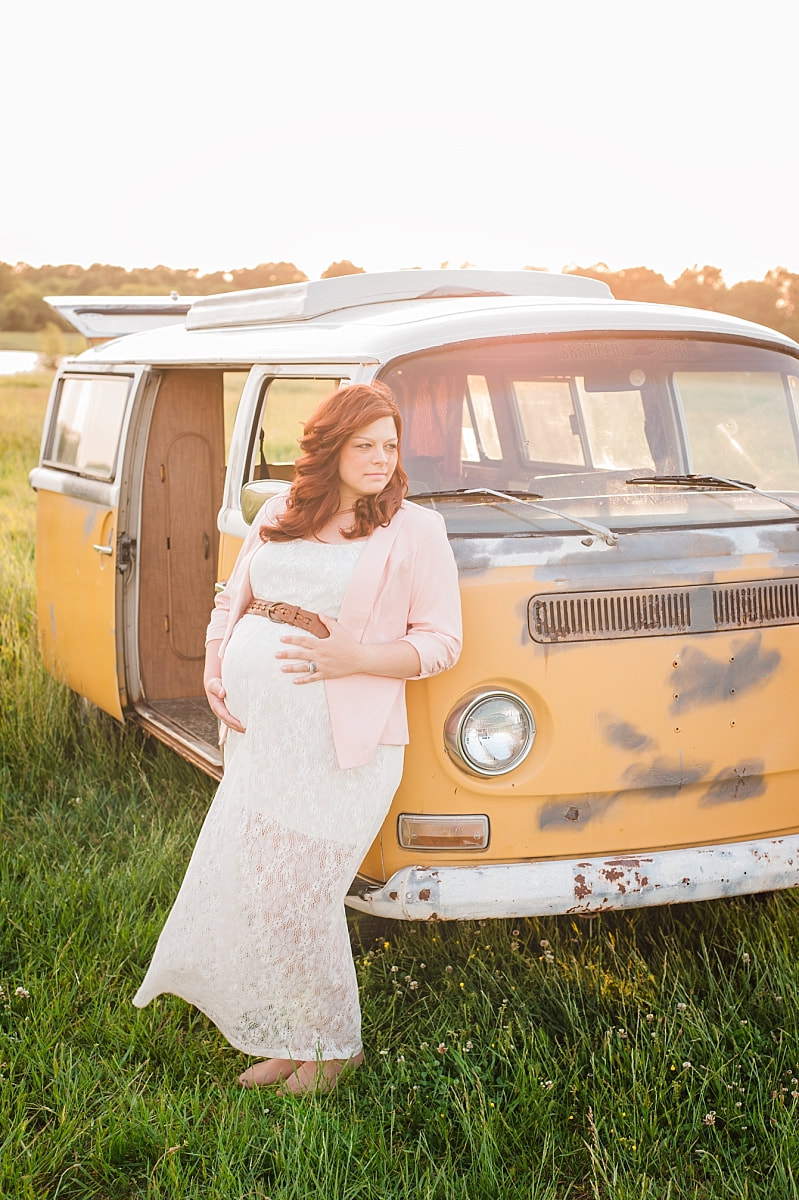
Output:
[{"xmin": 266, "ymin": 602, "xmax": 293, "ymax": 625}]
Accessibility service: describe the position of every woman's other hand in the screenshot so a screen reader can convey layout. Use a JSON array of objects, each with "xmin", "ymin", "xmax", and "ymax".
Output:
[
  {"xmin": 204, "ymin": 676, "xmax": 246, "ymax": 733},
  {"xmin": 276, "ymin": 615, "xmax": 421, "ymax": 684}
]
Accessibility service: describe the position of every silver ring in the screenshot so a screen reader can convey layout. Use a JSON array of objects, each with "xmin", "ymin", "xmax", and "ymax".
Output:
[{"xmin": 307, "ymin": 661, "xmax": 317, "ymax": 674}]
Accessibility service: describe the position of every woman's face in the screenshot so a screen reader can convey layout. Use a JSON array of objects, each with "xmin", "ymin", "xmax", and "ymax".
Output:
[{"xmin": 337, "ymin": 416, "xmax": 399, "ymax": 507}]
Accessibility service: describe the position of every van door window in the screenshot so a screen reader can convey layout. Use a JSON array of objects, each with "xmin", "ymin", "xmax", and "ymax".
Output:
[
  {"xmin": 246, "ymin": 377, "xmax": 340, "ymax": 484},
  {"xmin": 45, "ymin": 375, "xmax": 131, "ymax": 479},
  {"xmin": 224, "ymin": 371, "xmax": 249, "ymax": 462}
]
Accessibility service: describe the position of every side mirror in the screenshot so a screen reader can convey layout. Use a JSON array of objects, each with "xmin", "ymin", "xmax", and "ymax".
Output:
[{"xmin": 240, "ymin": 479, "xmax": 290, "ymax": 525}]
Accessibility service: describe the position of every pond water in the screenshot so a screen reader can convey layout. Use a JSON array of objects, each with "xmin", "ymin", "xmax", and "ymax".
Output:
[{"xmin": 0, "ymin": 350, "xmax": 43, "ymax": 375}]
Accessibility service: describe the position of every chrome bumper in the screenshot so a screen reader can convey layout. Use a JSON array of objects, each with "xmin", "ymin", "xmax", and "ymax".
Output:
[{"xmin": 345, "ymin": 834, "xmax": 799, "ymax": 920}]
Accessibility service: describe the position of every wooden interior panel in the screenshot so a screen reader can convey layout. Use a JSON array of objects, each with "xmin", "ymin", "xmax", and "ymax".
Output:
[{"xmin": 138, "ymin": 370, "xmax": 225, "ymax": 700}]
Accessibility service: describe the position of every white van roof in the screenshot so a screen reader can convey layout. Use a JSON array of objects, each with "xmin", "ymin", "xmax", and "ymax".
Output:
[
  {"xmin": 185, "ymin": 269, "xmax": 612, "ymax": 330},
  {"xmin": 60, "ymin": 271, "xmax": 799, "ymax": 368}
]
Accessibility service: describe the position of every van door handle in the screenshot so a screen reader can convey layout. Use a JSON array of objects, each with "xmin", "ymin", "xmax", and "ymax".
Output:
[
  {"xmin": 203, "ymin": 532, "xmax": 210, "ymax": 560},
  {"xmin": 92, "ymin": 543, "xmax": 113, "ymax": 556}
]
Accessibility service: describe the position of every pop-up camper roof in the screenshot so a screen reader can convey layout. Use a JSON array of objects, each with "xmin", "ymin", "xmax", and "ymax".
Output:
[{"xmin": 45, "ymin": 294, "xmax": 201, "ymax": 341}]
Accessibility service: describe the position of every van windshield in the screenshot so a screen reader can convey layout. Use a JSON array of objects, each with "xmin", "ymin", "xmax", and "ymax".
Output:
[{"xmin": 380, "ymin": 335, "xmax": 799, "ymax": 534}]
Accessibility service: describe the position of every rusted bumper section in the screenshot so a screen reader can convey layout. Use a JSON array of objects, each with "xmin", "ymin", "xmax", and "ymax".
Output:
[{"xmin": 344, "ymin": 836, "xmax": 799, "ymax": 920}]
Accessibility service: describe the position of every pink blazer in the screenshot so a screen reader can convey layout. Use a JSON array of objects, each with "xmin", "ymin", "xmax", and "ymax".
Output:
[{"xmin": 206, "ymin": 496, "xmax": 462, "ymax": 769}]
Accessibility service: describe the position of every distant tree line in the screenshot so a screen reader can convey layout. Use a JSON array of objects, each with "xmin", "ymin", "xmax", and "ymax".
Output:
[
  {"xmin": 563, "ymin": 263, "xmax": 799, "ymax": 343},
  {"xmin": 1, "ymin": 257, "xmax": 798, "ymax": 341}
]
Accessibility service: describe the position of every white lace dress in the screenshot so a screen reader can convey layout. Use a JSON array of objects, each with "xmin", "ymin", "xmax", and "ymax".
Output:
[{"xmin": 133, "ymin": 538, "xmax": 405, "ymax": 1061}]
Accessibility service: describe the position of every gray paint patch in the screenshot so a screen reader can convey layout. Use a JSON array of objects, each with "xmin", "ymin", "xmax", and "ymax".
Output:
[
  {"xmin": 670, "ymin": 633, "xmax": 781, "ymax": 713},
  {"xmin": 598, "ymin": 713, "xmax": 656, "ymax": 752},
  {"xmin": 700, "ymin": 761, "xmax": 767, "ymax": 806},
  {"xmin": 622, "ymin": 756, "xmax": 712, "ymax": 798}
]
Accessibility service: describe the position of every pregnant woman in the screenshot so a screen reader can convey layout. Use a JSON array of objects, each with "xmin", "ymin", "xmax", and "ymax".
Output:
[{"xmin": 133, "ymin": 381, "xmax": 462, "ymax": 1094}]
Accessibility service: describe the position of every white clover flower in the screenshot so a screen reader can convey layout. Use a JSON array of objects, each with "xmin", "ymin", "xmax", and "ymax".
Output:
[
  {"xmin": 703, "ymin": 1111, "xmax": 716, "ymax": 1126},
  {"xmin": 437, "ymin": 1043, "xmax": 447, "ymax": 1054},
  {"xmin": 14, "ymin": 987, "xmax": 30, "ymax": 999}
]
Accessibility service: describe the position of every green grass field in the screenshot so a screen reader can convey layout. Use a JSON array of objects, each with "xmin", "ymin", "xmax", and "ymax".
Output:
[
  {"xmin": 2, "ymin": 374, "xmax": 799, "ymax": 1198},
  {"xmin": 0, "ymin": 330, "xmax": 87, "ymax": 355}
]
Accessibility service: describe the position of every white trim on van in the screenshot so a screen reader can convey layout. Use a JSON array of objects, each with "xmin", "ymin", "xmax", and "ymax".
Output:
[{"xmin": 345, "ymin": 834, "xmax": 799, "ymax": 919}]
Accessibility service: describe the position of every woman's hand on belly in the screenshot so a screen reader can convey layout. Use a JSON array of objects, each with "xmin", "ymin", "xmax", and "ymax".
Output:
[
  {"xmin": 276, "ymin": 616, "xmax": 421, "ymax": 684},
  {"xmin": 204, "ymin": 676, "xmax": 247, "ymax": 733}
]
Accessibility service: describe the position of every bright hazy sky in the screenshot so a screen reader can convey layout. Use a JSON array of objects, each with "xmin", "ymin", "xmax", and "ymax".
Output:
[{"xmin": 4, "ymin": 0, "xmax": 797, "ymax": 285}]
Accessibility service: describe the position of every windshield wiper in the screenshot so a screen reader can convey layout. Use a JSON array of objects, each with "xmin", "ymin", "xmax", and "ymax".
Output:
[
  {"xmin": 411, "ymin": 487, "xmax": 543, "ymax": 501},
  {"xmin": 415, "ymin": 487, "xmax": 619, "ymax": 547},
  {"xmin": 627, "ymin": 474, "xmax": 799, "ymax": 518}
]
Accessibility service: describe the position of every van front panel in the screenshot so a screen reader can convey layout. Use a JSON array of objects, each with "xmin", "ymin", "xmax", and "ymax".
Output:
[
  {"xmin": 354, "ymin": 333, "xmax": 799, "ymax": 884},
  {"xmin": 359, "ymin": 540, "xmax": 799, "ymax": 882}
]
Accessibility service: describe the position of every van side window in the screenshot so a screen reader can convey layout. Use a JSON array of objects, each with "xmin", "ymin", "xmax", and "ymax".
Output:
[
  {"xmin": 246, "ymin": 377, "xmax": 340, "ymax": 484},
  {"xmin": 465, "ymin": 375, "xmax": 502, "ymax": 461},
  {"xmin": 513, "ymin": 380, "xmax": 585, "ymax": 466},
  {"xmin": 576, "ymin": 380, "xmax": 656, "ymax": 471},
  {"xmin": 45, "ymin": 375, "xmax": 131, "ymax": 479}
]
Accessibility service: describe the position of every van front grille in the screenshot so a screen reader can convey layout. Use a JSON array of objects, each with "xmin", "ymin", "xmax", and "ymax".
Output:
[
  {"xmin": 712, "ymin": 579, "xmax": 799, "ymax": 628},
  {"xmin": 529, "ymin": 578, "xmax": 799, "ymax": 642}
]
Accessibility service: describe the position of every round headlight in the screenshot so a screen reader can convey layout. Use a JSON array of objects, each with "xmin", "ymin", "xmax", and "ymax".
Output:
[{"xmin": 445, "ymin": 690, "xmax": 536, "ymax": 777}]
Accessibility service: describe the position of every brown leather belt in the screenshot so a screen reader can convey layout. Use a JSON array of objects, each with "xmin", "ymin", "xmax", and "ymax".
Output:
[{"xmin": 245, "ymin": 599, "xmax": 330, "ymax": 639}]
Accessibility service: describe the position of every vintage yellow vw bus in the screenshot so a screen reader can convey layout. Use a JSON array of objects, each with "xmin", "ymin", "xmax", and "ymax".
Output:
[{"xmin": 32, "ymin": 270, "xmax": 799, "ymax": 919}]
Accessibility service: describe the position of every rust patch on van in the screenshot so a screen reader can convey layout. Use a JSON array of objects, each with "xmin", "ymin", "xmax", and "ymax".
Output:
[
  {"xmin": 418, "ymin": 888, "xmax": 431, "ymax": 902},
  {"xmin": 670, "ymin": 635, "xmax": 780, "ymax": 712},
  {"xmin": 595, "ymin": 859, "xmax": 652, "ymax": 895},
  {"xmin": 540, "ymin": 799, "xmax": 603, "ymax": 829},
  {"xmin": 574, "ymin": 873, "xmax": 593, "ymax": 900}
]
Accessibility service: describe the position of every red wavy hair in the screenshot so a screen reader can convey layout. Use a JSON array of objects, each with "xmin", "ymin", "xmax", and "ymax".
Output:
[{"xmin": 261, "ymin": 381, "xmax": 408, "ymax": 542}]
